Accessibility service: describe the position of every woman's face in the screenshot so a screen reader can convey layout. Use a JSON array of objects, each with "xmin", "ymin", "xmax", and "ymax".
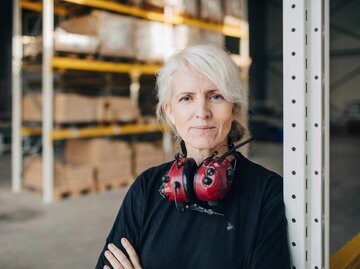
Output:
[{"xmin": 165, "ymin": 69, "xmax": 234, "ymax": 153}]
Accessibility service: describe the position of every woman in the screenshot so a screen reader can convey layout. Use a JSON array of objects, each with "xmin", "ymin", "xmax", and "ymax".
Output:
[{"xmin": 96, "ymin": 45, "xmax": 290, "ymax": 269}]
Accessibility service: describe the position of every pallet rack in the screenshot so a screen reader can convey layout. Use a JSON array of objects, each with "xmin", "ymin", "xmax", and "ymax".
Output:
[{"xmin": 12, "ymin": 0, "xmax": 250, "ymax": 203}]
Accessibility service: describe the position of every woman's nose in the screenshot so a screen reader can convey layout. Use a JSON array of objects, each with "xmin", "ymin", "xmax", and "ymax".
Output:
[{"xmin": 195, "ymin": 99, "xmax": 211, "ymax": 119}]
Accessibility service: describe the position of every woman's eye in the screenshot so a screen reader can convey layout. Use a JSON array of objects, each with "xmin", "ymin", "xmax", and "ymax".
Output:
[
  {"xmin": 211, "ymin": 94, "xmax": 224, "ymax": 101},
  {"xmin": 179, "ymin": 96, "xmax": 191, "ymax": 102}
]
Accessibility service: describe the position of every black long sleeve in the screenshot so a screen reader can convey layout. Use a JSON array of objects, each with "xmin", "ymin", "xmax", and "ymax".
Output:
[{"xmin": 95, "ymin": 154, "xmax": 291, "ymax": 269}]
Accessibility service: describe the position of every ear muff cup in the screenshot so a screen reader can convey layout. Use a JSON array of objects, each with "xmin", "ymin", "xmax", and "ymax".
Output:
[{"xmin": 182, "ymin": 157, "xmax": 198, "ymax": 202}]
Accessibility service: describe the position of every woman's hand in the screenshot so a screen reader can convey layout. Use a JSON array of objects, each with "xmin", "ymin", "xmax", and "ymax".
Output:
[{"xmin": 104, "ymin": 238, "xmax": 142, "ymax": 269}]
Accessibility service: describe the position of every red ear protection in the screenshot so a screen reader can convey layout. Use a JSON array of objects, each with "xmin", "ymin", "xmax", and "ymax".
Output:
[
  {"xmin": 159, "ymin": 154, "xmax": 234, "ymax": 204},
  {"xmin": 159, "ymin": 137, "xmax": 254, "ymax": 206}
]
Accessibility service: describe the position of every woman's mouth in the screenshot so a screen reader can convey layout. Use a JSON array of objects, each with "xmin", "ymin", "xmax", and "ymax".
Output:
[{"xmin": 191, "ymin": 126, "xmax": 216, "ymax": 131}]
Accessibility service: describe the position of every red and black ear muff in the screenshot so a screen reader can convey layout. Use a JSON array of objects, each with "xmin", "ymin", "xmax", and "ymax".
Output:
[
  {"xmin": 159, "ymin": 154, "xmax": 197, "ymax": 203},
  {"xmin": 159, "ymin": 137, "xmax": 255, "ymax": 205},
  {"xmin": 159, "ymin": 154, "xmax": 235, "ymax": 205},
  {"xmin": 194, "ymin": 157, "xmax": 234, "ymax": 204}
]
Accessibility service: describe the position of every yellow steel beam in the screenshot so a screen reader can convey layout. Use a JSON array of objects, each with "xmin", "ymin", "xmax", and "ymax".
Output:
[
  {"xmin": 22, "ymin": 127, "xmax": 42, "ymax": 136},
  {"xmin": 52, "ymin": 57, "xmax": 162, "ymax": 75},
  {"xmin": 330, "ymin": 232, "xmax": 360, "ymax": 269},
  {"xmin": 22, "ymin": 123, "xmax": 163, "ymax": 139},
  {"xmin": 51, "ymin": 123, "xmax": 163, "ymax": 140},
  {"xmin": 62, "ymin": 0, "xmax": 244, "ymax": 38},
  {"xmin": 21, "ymin": 0, "xmax": 68, "ymax": 16}
]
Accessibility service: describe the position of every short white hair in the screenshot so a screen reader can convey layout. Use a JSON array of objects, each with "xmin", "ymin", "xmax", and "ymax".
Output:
[{"xmin": 156, "ymin": 44, "xmax": 249, "ymax": 143}]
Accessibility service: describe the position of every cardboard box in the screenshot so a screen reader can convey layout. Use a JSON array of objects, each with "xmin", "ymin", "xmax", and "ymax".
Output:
[
  {"xmin": 24, "ymin": 157, "xmax": 94, "ymax": 190},
  {"xmin": 59, "ymin": 11, "xmax": 135, "ymax": 58},
  {"xmin": 200, "ymin": 29, "xmax": 224, "ymax": 49},
  {"xmin": 134, "ymin": 20, "xmax": 174, "ymax": 62},
  {"xmin": 97, "ymin": 159, "xmax": 133, "ymax": 183},
  {"xmin": 65, "ymin": 138, "xmax": 131, "ymax": 166},
  {"xmin": 165, "ymin": 0, "xmax": 198, "ymax": 17},
  {"xmin": 134, "ymin": 142, "xmax": 164, "ymax": 175},
  {"xmin": 224, "ymin": 0, "xmax": 243, "ymax": 19},
  {"xmin": 173, "ymin": 25, "xmax": 201, "ymax": 50},
  {"xmin": 23, "ymin": 93, "xmax": 96, "ymax": 123},
  {"xmin": 200, "ymin": 0, "xmax": 223, "ymax": 23},
  {"xmin": 95, "ymin": 96, "xmax": 140, "ymax": 123}
]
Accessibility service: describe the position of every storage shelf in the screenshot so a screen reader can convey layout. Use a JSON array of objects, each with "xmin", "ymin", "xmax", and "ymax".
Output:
[
  {"xmin": 52, "ymin": 57, "xmax": 162, "ymax": 75},
  {"xmin": 21, "ymin": 0, "xmax": 68, "ymax": 16},
  {"xmin": 22, "ymin": 123, "xmax": 162, "ymax": 140},
  {"xmin": 62, "ymin": 0, "xmax": 244, "ymax": 38}
]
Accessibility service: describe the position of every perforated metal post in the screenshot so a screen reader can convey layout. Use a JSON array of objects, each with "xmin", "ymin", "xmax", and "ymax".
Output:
[{"xmin": 283, "ymin": 1, "xmax": 329, "ymax": 268}]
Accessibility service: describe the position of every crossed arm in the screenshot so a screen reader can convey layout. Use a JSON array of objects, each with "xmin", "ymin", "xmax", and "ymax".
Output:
[{"xmin": 103, "ymin": 238, "xmax": 142, "ymax": 269}]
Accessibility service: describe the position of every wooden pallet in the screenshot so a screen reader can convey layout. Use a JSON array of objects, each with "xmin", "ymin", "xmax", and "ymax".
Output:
[
  {"xmin": 24, "ymin": 184, "xmax": 96, "ymax": 200},
  {"xmin": 96, "ymin": 178, "xmax": 131, "ymax": 192}
]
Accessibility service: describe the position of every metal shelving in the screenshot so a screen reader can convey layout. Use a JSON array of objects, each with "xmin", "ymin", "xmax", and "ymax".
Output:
[
  {"xmin": 13, "ymin": 0, "xmax": 250, "ymax": 202},
  {"xmin": 22, "ymin": 123, "xmax": 162, "ymax": 140}
]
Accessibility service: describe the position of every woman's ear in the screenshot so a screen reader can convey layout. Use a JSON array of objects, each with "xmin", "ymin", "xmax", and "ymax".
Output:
[{"xmin": 164, "ymin": 103, "xmax": 175, "ymax": 125}]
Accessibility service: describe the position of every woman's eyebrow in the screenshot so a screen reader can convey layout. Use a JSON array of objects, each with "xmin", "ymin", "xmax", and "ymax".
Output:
[{"xmin": 175, "ymin": 91, "xmax": 195, "ymax": 97}]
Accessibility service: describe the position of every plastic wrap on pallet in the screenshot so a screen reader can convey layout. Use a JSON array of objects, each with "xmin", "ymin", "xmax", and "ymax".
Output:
[
  {"xmin": 224, "ymin": 0, "xmax": 243, "ymax": 19},
  {"xmin": 92, "ymin": 10, "xmax": 135, "ymax": 57},
  {"xmin": 95, "ymin": 96, "xmax": 140, "ymax": 123},
  {"xmin": 173, "ymin": 25, "xmax": 201, "ymax": 50},
  {"xmin": 54, "ymin": 28, "xmax": 100, "ymax": 54},
  {"xmin": 200, "ymin": 0, "xmax": 223, "ymax": 23},
  {"xmin": 59, "ymin": 11, "xmax": 135, "ymax": 58},
  {"xmin": 23, "ymin": 93, "xmax": 96, "ymax": 123},
  {"xmin": 23, "ymin": 35, "xmax": 42, "ymax": 57},
  {"xmin": 24, "ymin": 156, "xmax": 94, "ymax": 189},
  {"xmin": 200, "ymin": 29, "xmax": 224, "ymax": 49},
  {"xmin": 134, "ymin": 20, "xmax": 174, "ymax": 62},
  {"xmin": 165, "ymin": 0, "xmax": 198, "ymax": 17}
]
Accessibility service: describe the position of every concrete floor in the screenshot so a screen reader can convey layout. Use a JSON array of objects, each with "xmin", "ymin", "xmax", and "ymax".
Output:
[{"xmin": 0, "ymin": 131, "xmax": 359, "ymax": 268}]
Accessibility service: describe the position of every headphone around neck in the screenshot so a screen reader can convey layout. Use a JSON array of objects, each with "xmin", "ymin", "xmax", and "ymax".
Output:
[{"xmin": 159, "ymin": 137, "xmax": 254, "ymax": 206}]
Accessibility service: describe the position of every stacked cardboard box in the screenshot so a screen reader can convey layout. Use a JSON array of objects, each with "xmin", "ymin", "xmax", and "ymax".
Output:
[
  {"xmin": 173, "ymin": 25, "xmax": 201, "ymax": 50},
  {"xmin": 200, "ymin": 0, "xmax": 223, "ymax": 23},
  {"xmin": 65, "ymin": 138, "xmax": 133, "ymax": 187},
  {"xmin": 134, "ymin": 20, "xmax": 174, "ymax": 62},
  {"xmin": 200, "ymin": 29, "xmax": 225, "ymax": 49},
  {"xmin": 224, "ymin": 0, "xmax": 243, "ymax": 19},
  {"xmin": 24, "ymin": 156, "xmax": 94, "ymax": 191},
  {"xmin": 59, "ymin": 10, "xmax": 135, "ymax": 58},
  {"xmin": 23, "ymin": 94, "xmax": 139, "ymax": 124},
  {"xmin": 167, "ymin": 0, "xmax": 198, "ymax": 18},
  {"xmin": 23, "ymin": 93, "xmax": 96, "ymax": 123},
  {"xmin": 95, "ymin": 97, "xmax": 140, "ymax": 123},
  {"xmin": 134, "ymin": 141, "xmax": 164, "ymax": 175}
]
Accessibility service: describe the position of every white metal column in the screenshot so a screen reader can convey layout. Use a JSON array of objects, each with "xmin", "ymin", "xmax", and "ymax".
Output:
[
  {"xmin": 283, "ymin": 1, "xmax": 329, "ymax": 268},
  {"xmin": 42, "ymin": 0, "xmax": 55, "ymax": 203},
  {"xmin": 11, "ymin": 0, "xmax": 23, "ymax": 193}
]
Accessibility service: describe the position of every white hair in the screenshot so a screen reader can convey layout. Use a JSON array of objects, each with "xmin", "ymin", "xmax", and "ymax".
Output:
[{"xmin": 156, "ymin": 44, "xmax": 249, "ymax": 143}]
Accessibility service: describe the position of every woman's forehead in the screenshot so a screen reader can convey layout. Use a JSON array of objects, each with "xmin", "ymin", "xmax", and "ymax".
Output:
[{"xmin": 171, "ymin": 69, "xmax": 217, "ymax": 92}]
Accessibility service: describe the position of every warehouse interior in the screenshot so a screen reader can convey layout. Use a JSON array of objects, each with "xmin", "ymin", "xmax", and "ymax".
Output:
[{"xmin": 0, "ymin": 0, "xmax": 359, "ymax": 268}]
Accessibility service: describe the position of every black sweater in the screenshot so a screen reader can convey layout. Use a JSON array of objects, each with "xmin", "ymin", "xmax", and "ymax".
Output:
[{"xmin": 95, "ymin": 152, "xmax": 291, "ymax": 269}]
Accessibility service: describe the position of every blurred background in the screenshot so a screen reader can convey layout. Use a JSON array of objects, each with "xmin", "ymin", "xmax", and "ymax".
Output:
[{"xmin": 0, "ymin": 0, "xmax": 359, "ymax": 268}]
